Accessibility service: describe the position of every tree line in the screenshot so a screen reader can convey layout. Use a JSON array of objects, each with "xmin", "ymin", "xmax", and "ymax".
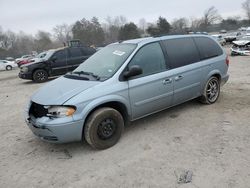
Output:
[{"xmin": 1, "ymin": 1, "xmax": 250, "ymax": 59}]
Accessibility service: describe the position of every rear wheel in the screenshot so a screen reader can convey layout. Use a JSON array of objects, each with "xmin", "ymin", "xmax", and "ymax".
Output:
[
  {"xmin": 33, "ymin": 69, "xmax": 48, "ymax": 83},
  {"xmin": 200, "ymin": 76, "xmax": 220, "ymax": 104},
  {"xmin": 6, "ymin": 65, "xmax": 12, "ymax": 71},
  {"xmin": 84, "ymin": 107, "xmax": 124, "ymax": 149}
]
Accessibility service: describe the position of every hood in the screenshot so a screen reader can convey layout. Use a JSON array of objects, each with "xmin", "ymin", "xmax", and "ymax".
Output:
[
  {"xmin": 30, "ymin": 58, "xmax": 45, "ymax": 63},
  {"xmin": 31, "ymin": 76, "xmax": 99, "ymax": 105},
  {"xmin": 22, "ymin": 60, "xmax": 45, "ymax": 67},
  {"xmin": 232, "ymin": 40, "xmax": 250, "ymax": 46}
]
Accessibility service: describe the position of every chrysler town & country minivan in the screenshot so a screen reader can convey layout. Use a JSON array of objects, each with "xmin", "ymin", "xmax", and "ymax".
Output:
[{"xmin": 24, "ymin": 35, "xmax": 229, "ymax": 149}]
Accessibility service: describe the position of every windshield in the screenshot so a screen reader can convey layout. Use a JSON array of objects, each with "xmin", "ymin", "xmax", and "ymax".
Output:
[
  {"xmin": 72, "ymin": 43, "xmax": 137, "ymax": 80},
  {"xmin": 40, "ymin": 50, "xmax": 55, "ymax": 60},
  {"xmin": 36, "ymin": 52, "xmax": 47, "ymax": 58}
]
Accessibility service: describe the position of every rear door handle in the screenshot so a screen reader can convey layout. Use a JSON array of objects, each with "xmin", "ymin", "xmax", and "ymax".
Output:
[
  {"xmin": 175, "ymin": 75, "xmax": 183, "ymax": 81},
  {"xmin": 162, "ymin": 78, "xmax": 172, "ymax": 85}
]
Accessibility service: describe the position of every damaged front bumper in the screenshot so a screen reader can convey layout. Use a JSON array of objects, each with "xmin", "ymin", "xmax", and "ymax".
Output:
[{"xmin": 24, "ymin": 102, "xmax": 84, "ymax": 143}]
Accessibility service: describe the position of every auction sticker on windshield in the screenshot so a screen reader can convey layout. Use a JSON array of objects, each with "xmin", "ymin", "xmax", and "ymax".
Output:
[{"xmin": 113, "ymin": 50, "xmax": 126, "ymax": 56}]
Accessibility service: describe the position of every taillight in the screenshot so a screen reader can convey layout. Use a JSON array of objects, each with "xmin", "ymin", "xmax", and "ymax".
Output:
[{"xmin": 226, "ymin": 55, "xmax": 229, "ymax": 66}]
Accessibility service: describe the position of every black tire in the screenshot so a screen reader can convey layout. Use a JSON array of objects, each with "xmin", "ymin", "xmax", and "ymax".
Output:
[
  {"xmin": 33, "ymin": 69, "xmax": 48, "ymax": 83},
  {"xmin": 200, "ymin": 76, "xmax": 220, "ymax": 104},
  {"xmin": 84, "ymin": 107, "xmax": 124, "ymax": 150},
  {"xmin": 6, "ymin": 65, "xmax": 12, "ymax": 71}
]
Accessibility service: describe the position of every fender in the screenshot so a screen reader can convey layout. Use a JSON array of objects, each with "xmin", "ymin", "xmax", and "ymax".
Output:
[{"xmin": 72, "ymin": 94, "xmax": 131, "ymax": 124}]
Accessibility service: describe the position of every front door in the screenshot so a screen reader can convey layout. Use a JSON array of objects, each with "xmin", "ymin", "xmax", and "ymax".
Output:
[
  {"xmin": 127, "ymin": 42, "xmax": 174, "ymax": 120},
  {"xmin": 50, "ymin": 49, "xmax": 68, "ymax": 76}
]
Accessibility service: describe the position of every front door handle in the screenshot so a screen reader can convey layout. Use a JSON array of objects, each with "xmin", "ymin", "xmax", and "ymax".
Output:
[
  {"xmin": 162, "ymin": 78, "xmax": 172, "ymax": 85},
  {"xmin": 175, "ymin": 75, "xmax": 183, "ymax": 81}
]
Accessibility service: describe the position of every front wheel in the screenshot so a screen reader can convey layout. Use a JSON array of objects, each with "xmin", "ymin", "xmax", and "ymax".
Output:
[
  {"xmin": 6, "ymin": 65, "xmax": 12, "ymax": 71},
  {"xmin": 33, "ymin": 69, "xmax": 48, "ymax": 83},
  {"xmin": 84, "ymin": 107, "xmax": 124, "ymax": 150},
  {"xmin": 200, "ymin": 76, "xmax": 220, "ymax": 104}
]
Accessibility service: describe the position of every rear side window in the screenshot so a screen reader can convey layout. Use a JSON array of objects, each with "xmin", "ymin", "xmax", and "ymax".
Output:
[
  {"xmin": 163, "ymin": 38, "xmax": 200, "ymax": 69},
  {"xmin": 69, "ymin": 48, "xmax": 83, "ymax": 57},
  {"xmin": 194, "ymin": 37, "xmax": 223, "ymax": 60},
  {"xmin": 52, "ymin": 50, "xmax": 66, "ymax": 61},
  {"xmin": 82, "ymin": 47, "xmax": 96, "ymax": 56}
]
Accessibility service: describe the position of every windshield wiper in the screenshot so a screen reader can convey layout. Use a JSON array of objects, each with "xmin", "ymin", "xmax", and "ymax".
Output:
[{"xmin": 73, "ymin": 71, "xmax": 100, "ymax": 80}]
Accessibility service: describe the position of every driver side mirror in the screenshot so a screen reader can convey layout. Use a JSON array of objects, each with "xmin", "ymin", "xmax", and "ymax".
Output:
[{"xmin": 123, "ymin": 65, "xmax": 143, "ymax": 79}]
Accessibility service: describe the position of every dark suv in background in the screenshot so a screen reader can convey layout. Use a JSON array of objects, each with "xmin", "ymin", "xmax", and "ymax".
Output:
[{"xmin": 19, "ymin": 42, "xmax": 96, "ymax": 82}]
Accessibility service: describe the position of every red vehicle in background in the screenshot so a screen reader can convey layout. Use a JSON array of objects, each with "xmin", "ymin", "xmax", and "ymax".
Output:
[
  {"xmin": 17, "ymin": 58, "xmax": 32, "ymax": 67},
  {"xmin": 17, "ymin": 51, "xmax": 47, "ymax": 67}
]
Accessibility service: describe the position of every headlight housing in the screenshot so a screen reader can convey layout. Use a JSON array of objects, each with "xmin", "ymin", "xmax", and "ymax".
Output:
[
  {"xmin": 21, "ymin": 66, "xmax": 28, "ymax": 73},
  {"xmin": 46, "ymin": 106, "xmax": 76, "ymax": 118}
]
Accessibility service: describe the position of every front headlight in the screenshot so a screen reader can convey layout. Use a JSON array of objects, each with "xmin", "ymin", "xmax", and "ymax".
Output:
[
  {"xmin": 21, "ymin": 66, "xmax": 28, "ymax": 73},
  {"xmin": 46, "ymin": 106, "xmax": 76, "ymax": 118}
]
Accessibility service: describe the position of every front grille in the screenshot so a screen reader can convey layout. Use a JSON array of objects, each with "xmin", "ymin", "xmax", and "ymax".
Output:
[{"xmin": 29, "ymin": 102, "xmax": 48, "ymax": 118}]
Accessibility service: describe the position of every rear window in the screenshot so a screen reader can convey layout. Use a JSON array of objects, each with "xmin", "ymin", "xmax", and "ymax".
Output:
[
  {"xmin": 194, "ymin": 37, "xmax": 223, "ymax": 60},
  {"xmin": 163, "ymin": 38, "xmax": 200, "ymax": 69}
]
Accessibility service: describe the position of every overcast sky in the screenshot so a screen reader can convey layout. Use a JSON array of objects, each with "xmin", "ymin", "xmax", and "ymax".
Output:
[{"xmin": 0, "ymin": 0, "xmax": 246, "ymax": 35}]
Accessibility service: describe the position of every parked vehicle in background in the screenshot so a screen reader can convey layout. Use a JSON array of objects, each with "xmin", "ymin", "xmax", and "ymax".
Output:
[
  {"xmin": 0, "ymin": 60, "xmax": 17, "ymax": 71},
  {"xmin": 24, "ymin": 35, "xmax": 229, "ymax": 149},
  {"xmin": 17, "ymin": 58, "xmax": 32, "ymax": 67},
  {"xmin": 211, "ymin": 35, "xmax": 226, "ymax": 46},
  {"xmin": 239, "ymin": 27, "xmax": 247, "ymax": 32},
  {"xmin": 15, "ymin": 55, "xmax": 33, "ymax": 64},
  {"xmin": 224, "ymin": 32, "xmax": 242, "ymax": 43},
  {"xmin": 219, "ymin": 30, "xmax": 227, "ymax": 34},
  {"xmin": 231, "ymin": 36, "xmax": 250, "ymax": 56},
  {"xmin": 5, "ymin": 57, "xmax": 15, "ymax": 61},
  {"xmin": 17, "ymin": 51, "xmax": 48, "ymax": 67},
  {"xmin": 19, "ymin": 45, "xmax": 96, "ymax": 82}
]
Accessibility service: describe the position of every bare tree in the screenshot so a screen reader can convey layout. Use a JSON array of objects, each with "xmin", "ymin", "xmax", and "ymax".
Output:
[
  {"xmin": 53, "ymin": 23, "xmax": 72, "ymax": 43},
  {"xmin": 189, "ymin": 17, "xmax": 203, "ymax": 31},
  {"xmin": 34, "ymin": 31, "xmax": 52, "ymax": 52},
  {"xmin": 242, "ymin": 0, "xmax": 250, "ymax": 21},
  {"xmin": 103, "ymin": 16, "xmax": 128, "ymax": 44},
  {"xmin": 202, "ymin": 6, "xmax": 222, "ymax": 26},
  {"xmin": 171, "ymin": 18, "xmax": 189, "ymax": 33}
]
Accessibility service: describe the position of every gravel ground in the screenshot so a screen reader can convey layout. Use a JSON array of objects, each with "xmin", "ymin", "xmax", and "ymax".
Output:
[{"xmin": 0, "ymin": 49, "xmax": 250, "ymax": 188}]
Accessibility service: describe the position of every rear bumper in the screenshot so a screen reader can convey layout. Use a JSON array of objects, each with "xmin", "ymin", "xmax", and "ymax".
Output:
[
  {"xmin": 221, "ymin": 74, "xmax": 229, "ymax": 86},
  {"xmin": 19, "ymin": 72, "xmax": 33, "ymax": 80}
]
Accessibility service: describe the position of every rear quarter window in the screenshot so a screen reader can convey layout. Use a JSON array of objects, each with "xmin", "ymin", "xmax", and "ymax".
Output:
[
  {"xmin": 163, "ymin": 37, "xmax": 200, "ymax": 69},
  {"xmin": 82, "ymin": 47, "xmax": 96, "ymax": 56},
  {"xmin": 193, "ymin": 37, "xmax": 223, "ymax": 60},
  {"xmin": 69, "ymin": 48, "xmax": 83, "ymax": 57}
]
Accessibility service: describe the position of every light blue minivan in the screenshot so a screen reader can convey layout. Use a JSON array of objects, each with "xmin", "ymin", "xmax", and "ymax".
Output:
[{"xmin": 24, "ymin": 35, "xmax": 229, "ymax": 149}]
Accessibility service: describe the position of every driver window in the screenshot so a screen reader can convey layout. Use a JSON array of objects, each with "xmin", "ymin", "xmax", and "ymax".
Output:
[
  {"xmin": 128, "ymin": 42, "xmax": 166, "ymax": 78},
  {"xmin": 52, "ymin": 50, "xmax": 67, "ymax": 62}
]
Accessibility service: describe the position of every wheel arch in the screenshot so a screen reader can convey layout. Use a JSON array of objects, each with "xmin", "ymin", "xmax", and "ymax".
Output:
[
  {"xmin": 31, "ymin": 68, "xmax": 49, "ymax": 80},
  {"xmin": 78, "ymin": 99, "xmax": 131, "ymax": 140},
  {"xmin": 201, "ymin": 70, "xmax": 221, "ymax": 94}
]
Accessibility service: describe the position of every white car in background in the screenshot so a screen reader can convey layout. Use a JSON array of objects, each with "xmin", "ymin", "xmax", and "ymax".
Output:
[{"xmin": 0, "ymin": 60, "xmax": 18, "ymax": 71}]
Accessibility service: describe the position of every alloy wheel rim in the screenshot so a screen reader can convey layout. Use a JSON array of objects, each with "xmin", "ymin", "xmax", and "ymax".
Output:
[
  {"xmin": 206, "ymin": 79, "xmax": 219, "ymax": 102},
  {"xmin": 37, "ymin": 72, "xmax": 46, "ymax": 81}
]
